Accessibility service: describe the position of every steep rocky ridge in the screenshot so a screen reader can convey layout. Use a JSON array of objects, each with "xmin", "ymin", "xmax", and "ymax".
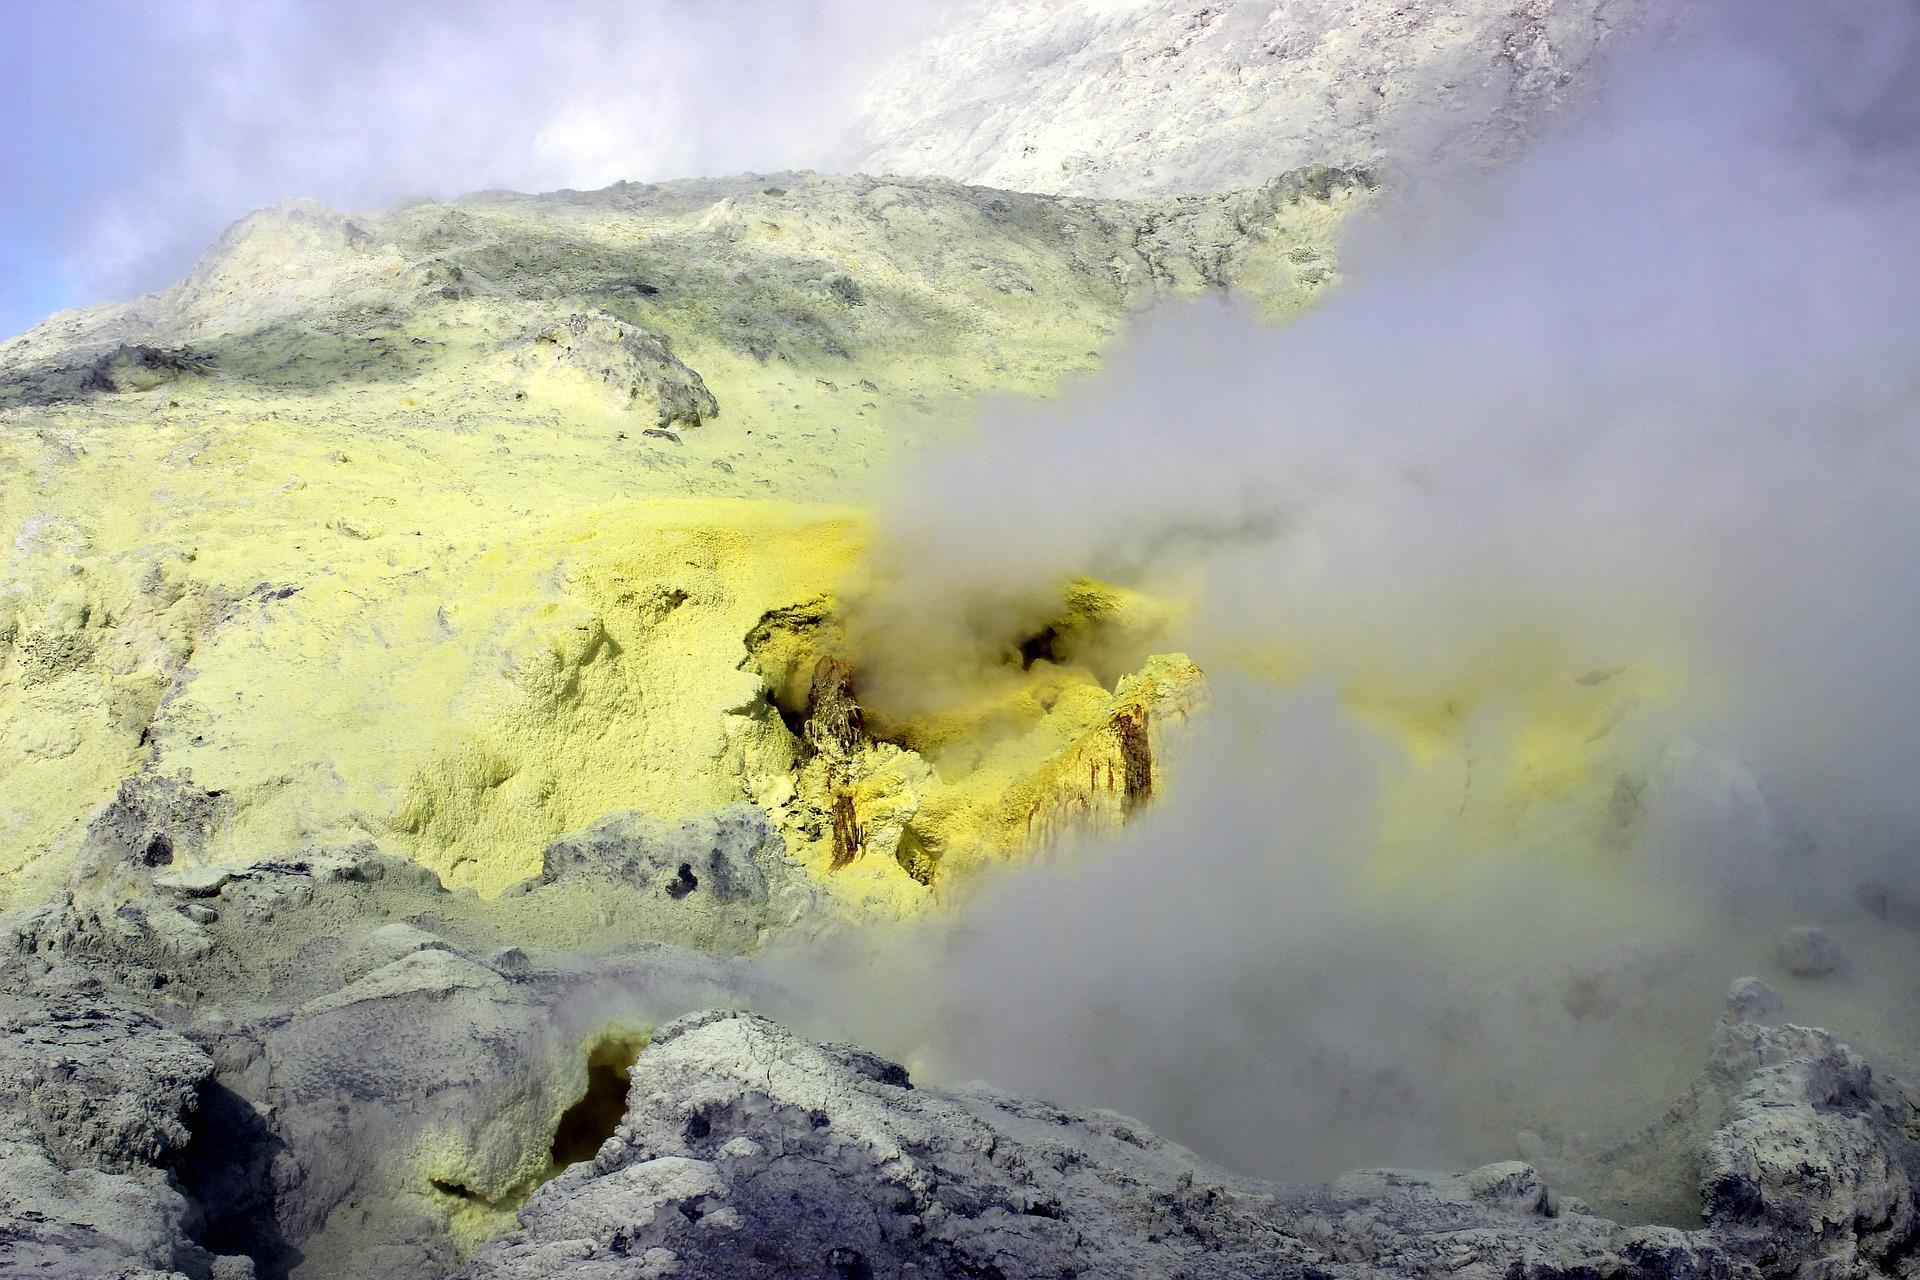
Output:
[
  {"xmin": 0, "ymin": 170, "xmax": 1365, "ymax": 909},
  {"xmin": 851, "ymin": 0, "xmax": 1651, "ymax": 198}
]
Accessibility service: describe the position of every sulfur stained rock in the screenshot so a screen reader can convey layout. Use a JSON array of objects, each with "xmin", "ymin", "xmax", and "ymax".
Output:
[
  {"xmin": 1017, "ymin": 652, "xmax": 1205, "ymax": 850},
  {"xmin": 802, "ymin": 655, "xmax": 863, "ymax": 762},
  {"xmin": 503, "ymin": 310, "xmax": 718, "ymax": 428},
  {"xmin": 458, "ymin": 997, "xmax": 1920, "ymax": 1280},
  {"xmin": 0, "ymin": 979, "xmax": 255, "ymax": 1279}
]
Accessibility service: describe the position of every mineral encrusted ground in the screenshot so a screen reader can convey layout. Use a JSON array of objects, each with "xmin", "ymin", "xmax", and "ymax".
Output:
[{"xmin": 7, "ymin": 859, "xmax": 1917, "ymax": 1280}]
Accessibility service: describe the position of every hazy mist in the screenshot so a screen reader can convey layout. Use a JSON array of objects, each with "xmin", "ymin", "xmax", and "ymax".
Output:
[{"xmin": 764, "ymin": 0, "xmax": 1920, "ymax": 1184}]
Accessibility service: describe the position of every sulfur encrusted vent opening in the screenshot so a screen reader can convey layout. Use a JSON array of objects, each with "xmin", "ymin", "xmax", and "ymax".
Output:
[{"xmin": 549, "ymin": 1031, "xmax": 650, "ymax": 1169}]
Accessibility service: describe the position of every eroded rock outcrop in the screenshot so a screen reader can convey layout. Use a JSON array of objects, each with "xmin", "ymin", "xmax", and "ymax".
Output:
[
  {"xmin": 2, "ymin": 840, "xmax": 775, "ymax": 1280},
  {"xmin": 851, "ymin": 0, "xmax": 1650, "ymax": 199},
  {"xmin": 0, "ymin": 974, "xmax": 251, "ymax": 1279},
  {"xmin": 502, "ymin": 311, "xmax": 718, "ymax": 430},
  {"xmin": 514, "ymin": 804, "xmax": 821, "ymax": 952},
  {"xmin": 460, "ymin": 986, "xmax": 1920, "ymax": 1280},
  {"xmin": 9, "ymin": 850, "xmax": 1916, "ymax": 1280},
  {"xmin": 1555, "ymin": 977, "xmax": 1920, "ymax": 1273}
]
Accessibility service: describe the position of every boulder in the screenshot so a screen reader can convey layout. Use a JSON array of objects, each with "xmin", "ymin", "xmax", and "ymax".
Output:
[{"xmin": 1775, "ymin": 926, "xmax": 1845, "ymax": 977}]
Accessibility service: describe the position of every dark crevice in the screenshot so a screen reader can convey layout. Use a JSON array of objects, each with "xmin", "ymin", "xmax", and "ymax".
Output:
[
  {"xmin": 179, "ymin": 1079, "xmax": 303, "ymax": 1280},
  {"xmin": 767, "ymin": 687, "xmax": 810, "ymax": 740},
  {"xmin": 143, "ymin": 833, "xmax": 175, "ymax": 867},
  {"xmin": 665, "ymin": 862, "xmax": 698, "ymax": 899},
  {"xmin": 430, "ymin": 1177, "xmax": 486, "ymax": 1202},
  {"xmin": 550, "ymin": 1035, "xmax": 646, "ymax": 1169},
  {"xmin": 1016, "ymin": 624, "xmax": 1060, "ymax": 669}
]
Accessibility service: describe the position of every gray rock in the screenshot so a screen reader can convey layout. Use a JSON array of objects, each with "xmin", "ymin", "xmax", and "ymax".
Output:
[
  {"xmin": 0, "ymin": 984, "xmax": 253, "ymax": 1279},
  {"xmin": 68, "ymin": 771, "xmax": 237, "ymax": 900},
  {"xmin": 528, "ymin": 805, "xmax": 820, "ymax": 952},
  {"xmin": 13, "ymin": 871, "xmax": 1920, "ymax": 1280},
  {"xmin": 1700, "ymin": 1018, "xmax": 1920, "ymax": 1268},
  {"xmin": 1723, "ymin": 974, "xmax": 1785, "ymax": 1025},
  {"xmin": 850, "ymin": 0, "xmax": 1650, "ymax": 199},
  {"xmin": 0, "ymin": 341, "xmax": 213, "ymax": 405},
  {"xmin": 5, "ymin": 845, "xmax": 782, "ymax": 1280},
  {"xmin": 461, "ymin": 1010, "xmax": 1805, "ymax": 1280},
  {"xmin": 1536, "ymin": 977, "xmax": 1920, "ymax": 1261},
  {"xmin": 154, "ymin": 865, "xmax": 235, "ymax": 898},
  {"xmin": 541, "ymin": 806, "xmax": 772, "ymax": 902},
  {"xmin": 1776, "ymin": 925, "xmax": 1845, "ymax": 977}
]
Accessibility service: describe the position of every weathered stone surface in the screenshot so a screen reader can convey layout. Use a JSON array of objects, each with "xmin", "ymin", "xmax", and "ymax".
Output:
[
  {"xmin": 0, "ymin": 980, "xmax": 253, "ymax": 1279},
  {"xmin": 1698, "ymin": 1018, "xmax": 1920, "ymax": 1271},
  {"xmin": 4, "ymin": 865, "xmax": 768, "ymax": 1280},
  {"xmin": 502, "ymin": 310, "xmax": 718, "ymax": 428},
  {"xmin": 0, "ymin": 341, "xmax": 213, "ymax": 405},
  {"xmin": 459, "ymin": 991, "xmax": 1920, "ymax": 1280},
  {"xmin": 852, "ymin": 0, "xmax": 1650, "ymax": 198},
  {"xmin": 538, "ymin": 806, "xmax": 773, "ymax": 902},
  {"xmin": 1775, "ymin": 925, "xmax": 1845, "ymax": 977},
  {"xmin": 522, "ymin": 805, "xmax": 820, "ymax": 953},
  {"xmin": 11, "ymin": 862, "xmax": 1920, "ymax": 1280}
]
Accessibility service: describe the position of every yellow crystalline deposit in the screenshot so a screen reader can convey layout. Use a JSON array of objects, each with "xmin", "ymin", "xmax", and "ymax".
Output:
[
  {"xmin": 0, "ymin": 171, "xmax": 1368, "ymax": 907},
  {"xmin": 175, "ymin": 500, "xmax": 866, "ymax": 894},
  {"xmin": 1347, "ymin": 652, "xmax": 1680, "ymax": 888}
]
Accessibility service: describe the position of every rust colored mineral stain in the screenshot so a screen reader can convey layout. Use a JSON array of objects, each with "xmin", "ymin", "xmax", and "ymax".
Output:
[
  {"xmin": 829, "ymin": 790, "xmax": 864, "ymax": 871},
  {"xmin": 804, "ymin": 655, "xmax": 868, "ymax": 871},
  {"xmin": 1113, "ymin": 703, "xmax": 1153, "ymax": 813},
  {"xmin": 804, "ymin": 655, "xmax": 862, "ymax": 758}
]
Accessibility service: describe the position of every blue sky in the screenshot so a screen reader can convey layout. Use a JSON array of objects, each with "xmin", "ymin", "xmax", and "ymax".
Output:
[
  {"xmin": 1, "ymin": 2, "xmax": 166, "ymax": 337},
  {"xmin": 0, "ymin": 0, "xmax": 931, "ymax": 340}
]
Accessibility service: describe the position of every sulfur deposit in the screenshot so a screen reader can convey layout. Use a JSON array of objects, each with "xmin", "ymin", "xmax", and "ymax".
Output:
[
  {"xmin": 6, "ymin": 2, "xmax": 1920, "ymax": 1279},
  {"xmin": 0, "ymin": 171, "xmax": 1363, "ymax": 913}
]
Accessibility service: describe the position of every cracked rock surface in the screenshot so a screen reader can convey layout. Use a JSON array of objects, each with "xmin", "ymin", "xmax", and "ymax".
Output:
[
  {"xmin": 0, "ymin": 980, "xmax": 251, "ymax": 1279},
  {"xmin": 6, "ymin": 838, "xmax": 1918, "ymax": 1280},
  {"xmin": 460, "ymin": 986, "xmax": 1920, "ymax": 1280},
  {"xmin": 1, "ymin": 842, "xmax": 769, "ymax": 1280},
  {"xmin": 852, "ymin": 0, "xmax": 1650, "ymax": 198}
]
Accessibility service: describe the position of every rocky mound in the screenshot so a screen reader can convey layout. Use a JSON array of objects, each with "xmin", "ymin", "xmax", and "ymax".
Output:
[
  {"xmin": 9, "ymin": 849, "xmax": 1916, "ymax": 1280},
  {"xmin": 462, "ymin": 988, "xmax": 1920, "ymax": 1279},
  {"xmin": 2, "ymin": 837, "xmax": 776, "ymax": 1280}
]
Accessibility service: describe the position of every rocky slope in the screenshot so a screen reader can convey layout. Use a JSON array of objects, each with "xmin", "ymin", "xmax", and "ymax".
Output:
[
  {"xmin": 851, "ymin": 0, "xmax": 1650, "ymax": 197},
  {"xmin": 0, "ymin": 170, "xmax": 1362, "ymax": 915},
  {"xmin": 2, "ymin": 833, "xmax": 777, "ymax": 1280},
  {"xmin": 8, "ymin": 4, "xmax": 1916, "ymax": 1279},
  {"xmin": 11, "ymin": 868, "xmax": 1913, "ymax": 1280}
]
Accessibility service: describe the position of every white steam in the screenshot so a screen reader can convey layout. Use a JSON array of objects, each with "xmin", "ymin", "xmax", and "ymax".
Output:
[{"xmin": 767, "ymin": 0, "xmax": 1920, "ymax": 1191}]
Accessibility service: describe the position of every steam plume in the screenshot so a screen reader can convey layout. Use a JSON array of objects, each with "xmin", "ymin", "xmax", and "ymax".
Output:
[{"xmin": 768, "ymin": 0, "xmax": 1920, "ymax": 1185}]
